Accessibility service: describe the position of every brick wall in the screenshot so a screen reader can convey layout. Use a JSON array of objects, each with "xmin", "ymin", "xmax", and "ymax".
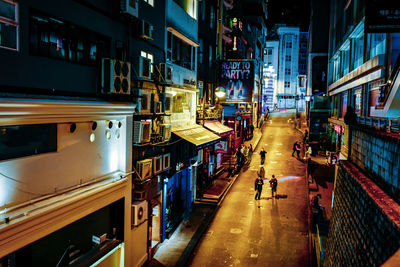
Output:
[
  {"xmin": 324, "ymin": 161, "xmax": 400, "ymax": 267},
  {"xmin": 350, "ymin": 126, "xmax": 400, "ymax": 203}
]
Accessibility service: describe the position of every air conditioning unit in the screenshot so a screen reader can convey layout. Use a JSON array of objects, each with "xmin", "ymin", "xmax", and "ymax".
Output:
[
  {"xmin": 138, "ymin": 57, "xmax": 151, "ymax": 79},
  {"xmin": 136, "ymin": 159, "xmax": 152, "ymax": 180},
  {"xmin": 160, "ymin": 124, "xmax": 171, "ymax": 140},
  {"xmin": 153, "ymin": 156, "xmax": 163, "ymax": 174},
  {"xmin": 132, "ymin": 201, "xmax": 148, "ymax": 226},
  {"xmin": 120, "ymin": 0, "xmax": 138, "ymax": 18},
  {"xmin": 159, "ymin": 63, "xmax": 172, "ymax": 82},
  {"xmin": 133, "ymin": 89, "xmax": 151, "ymax": 114},
  {"xmin": 133, "ymin": 121, "xmax": 151, "ymax": 143},
  {"xmin": 102, "ymin": 58, "xmax": 131, "ymax": 95},
  {"xmin": 163, "ymin": 153, "xmax": 171, "ymax": 170},
  {"xmin": 165, "ymin": 93, "xmax": 172, "ymax": 114}
]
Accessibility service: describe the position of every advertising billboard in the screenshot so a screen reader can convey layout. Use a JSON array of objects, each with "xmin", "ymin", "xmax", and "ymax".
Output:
[{"xmin": 220, "ymin": 60, "xmax": 255, "ymax": 102}]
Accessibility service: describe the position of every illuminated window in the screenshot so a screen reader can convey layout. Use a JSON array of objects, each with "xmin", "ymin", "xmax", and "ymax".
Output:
[
  {"xmin": 0, "ymin": 0, "xmax": 18, "ymax": 50},
  {"xmin": 144, "ymin": 0, "xmax": 154, "ymax": 7},
  {"xmin": 141, "ymin": 51, "xmax": 153, "ymax": 73}
]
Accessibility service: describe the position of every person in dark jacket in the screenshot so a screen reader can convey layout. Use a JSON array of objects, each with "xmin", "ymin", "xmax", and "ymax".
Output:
[
  {"xmin": 259, "ymin": 148, "xmax": 267, "ymax": 165},
  {"xmin": 292, "ymin": 141, "xmax": 298, "ymax": 157},
  {"xmin": 269, "ymin": 175, "xmax": 278, "ymax": 197},
  {"xmin": 254, "ymin": 175, "xmax": 264, "ymax": 200}
]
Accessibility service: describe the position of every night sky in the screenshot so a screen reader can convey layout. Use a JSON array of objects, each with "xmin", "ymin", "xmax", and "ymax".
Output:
[{"xmin": 267, "ymin": 0, "xmax": 311, "ymax": 31}]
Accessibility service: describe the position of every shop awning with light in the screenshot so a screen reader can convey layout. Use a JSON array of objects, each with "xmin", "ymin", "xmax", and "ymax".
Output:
[
  {"xmin": 204, "ymin": 121, "xmax": 234, "ymax": 137},
  {"xmin": 172, "ymin": 125, "xmax": 220, "ymax": 147}
]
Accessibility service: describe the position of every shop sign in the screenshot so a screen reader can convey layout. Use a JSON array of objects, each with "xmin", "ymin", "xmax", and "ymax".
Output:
[
  {"xmin": 365, "ymin": 0, "xmax": 400, "ymax": 32},
  {"xmin": 215, "ymin": 141, "xmax": 228, "ymax": 153},
  {"xmin": 220, "ymin": 60, "xmax": 255, "ymax": 102},
  {"xmin": 334, "ymin": 125, "xmax": 342, "ymax": 134},
  {"xmin": 236, "ymin": 115, "xmax": 241, "ymax": 121}
]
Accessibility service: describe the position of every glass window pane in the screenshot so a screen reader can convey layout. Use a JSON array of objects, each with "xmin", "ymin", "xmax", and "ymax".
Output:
[
  {"xmin": 0, "ymin": 1, "xmax": 16, "ymax": 21},
  {"xmin": 141, "ymin": 51, "xmax": 147, "ymax": 57},
  {"xmin": 0, "ymin": 22, "xmax": 16, "ymax": 49}
]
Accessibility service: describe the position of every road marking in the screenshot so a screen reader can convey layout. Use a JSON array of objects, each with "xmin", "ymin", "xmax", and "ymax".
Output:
[
  {"xmin": 270, "ymin": 161, "xmax": 278, "ymax": 164},
  {"xmin": 248, "ymin": 201, "xmax": 254, "ymax": 205},
  {"xmin": 275, "ymin": 152, "xmax": 282, "ymax": 155},
  {"xmin": 230, "ymin": 228, "xmax": 242, "ymax": 234},
  {"xmin": 250, "ymin": 254, "xmax": 258, "ymax": 258}
]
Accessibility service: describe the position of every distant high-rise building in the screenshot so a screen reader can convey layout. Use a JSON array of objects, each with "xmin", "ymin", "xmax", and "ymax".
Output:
[{"xmin": 276, "ymin": 26, "xmax": 300, "ymax": 109}]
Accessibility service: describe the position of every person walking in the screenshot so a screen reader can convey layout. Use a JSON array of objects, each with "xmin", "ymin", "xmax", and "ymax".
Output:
[
  {"xmin": 254, "ymin": 175, "xmax": 264, "ymax": 200},
  {"xmin": 269, "ymin": 174, "xmax": 278, "ymax": 197},
  {"xmin": 258, "ymin": 166, "xmax": 265, "ymax": 179},
  {"xmin": 259, "ymin": 147, "xmax": 267, "ymax": 165},
  {"xmin": 303, "ymin": 130, "xmax": 309, "ymax": 144},
  {"xmin": 292, "ymin": 141, "xmax": 298, "ymax": 157},
  {"xmin": 295, "ymin": 141, "xmax": 301, "ymax": 158},
  {"xmin": 248, "ymin": 144, "xmax": 253, "ymax": 162},
  {"xmin": 235, "ymin": 147, "xmax": 243, "ymax": 170}
]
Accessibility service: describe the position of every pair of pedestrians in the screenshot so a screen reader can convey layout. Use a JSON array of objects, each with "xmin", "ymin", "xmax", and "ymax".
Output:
[{"xmin": 254, "ymin": 174, "xmax": 278, "ymax": 200}]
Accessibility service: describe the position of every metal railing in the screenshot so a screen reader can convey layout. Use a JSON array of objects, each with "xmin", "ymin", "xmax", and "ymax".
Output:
[{"xmin": 356, "ymin": 116, "xmax": 400, "ymax": 133}]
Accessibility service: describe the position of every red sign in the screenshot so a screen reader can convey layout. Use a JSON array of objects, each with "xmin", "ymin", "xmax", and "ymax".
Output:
[{"xmin": 215, "ymin": 141, "xmax": 228, "ymax": 153}]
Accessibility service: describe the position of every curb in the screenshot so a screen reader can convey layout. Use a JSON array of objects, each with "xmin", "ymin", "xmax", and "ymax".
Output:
[{"xmin": 175, "ymin": 172, "xmax": 240, "ymax": 267}]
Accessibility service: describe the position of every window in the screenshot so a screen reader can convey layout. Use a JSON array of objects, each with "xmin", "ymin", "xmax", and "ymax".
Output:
[
  {"xmin": 141, "ymin": 51, "xmax": 153, "ymax": 73},
  {"xmin": 0, "ymin": 0, "xmax": 18, "ymax": 50},
  {"xmin": 144, "ymin": 0, "xmax": 154, "ymax": 7},
  {"xmin": 267, "ymin": 48, "xmax": 272, "ymax": 55},
  {"xmin": 285, "ymin": 68, "xmax": 291, "ymax": 75},
  {"xmin": 285, "ymin": 81, "xmax": 290, "ymax": 88},
  {"xmin": 367, "ymin": 33, "xmax": 386, "ymax": 60},
  {"xmin": 198, "ymin": 38, "xmax": 203, "ymax": 64},
  {"xmin": 201, "ymin": 0, "xmax": 205, "ymax": 20},
  {"xmin": 210, "ymin": 5, "xmax": 214, "ymax": 29},
  {"xmin": 340, "ymin": 47, "xmax": 350, "ymax": 76},
  {"xmin": 167, "ymin": 30, "xmax": 196, "ymax": 70},
  {"xmin": 29, "ymin": 11, "xmax": 110, "ymax": 65},
  {"xmin": 285, "ymin": 55, "xmax": 291, "ymax": 61},
  {"xmin": 0, "ymin": 124, "xmax": 57, "ymax": 160},
  {"xmin": 286, "ymin": 42, "xmax": 292, "ymax": 48}
]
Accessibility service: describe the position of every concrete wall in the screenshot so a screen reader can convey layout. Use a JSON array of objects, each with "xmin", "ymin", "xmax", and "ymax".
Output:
[
  {"xmin": 325, "ymin": 161, "xmax": 400, "ymax": 266},
  {"xmin": 350, "ymin": 126, "xmax": 400, "ymax": 203}
]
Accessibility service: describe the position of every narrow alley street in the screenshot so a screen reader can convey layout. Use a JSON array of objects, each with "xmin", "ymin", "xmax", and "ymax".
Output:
[{"xmin": 189, "ymin": 112, "xmax": 310, "ymax": 266}]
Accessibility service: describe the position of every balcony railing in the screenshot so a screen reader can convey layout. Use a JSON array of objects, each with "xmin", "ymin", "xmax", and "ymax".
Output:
[{"xmin": 356, "ymin": 116, "xmax": 400, "ymax": 133}]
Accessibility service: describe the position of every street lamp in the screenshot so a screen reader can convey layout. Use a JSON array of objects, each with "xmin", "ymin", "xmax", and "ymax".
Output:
[{"xmin": 215, "ymin": 87, "xmax": 226, "ymax": 98}]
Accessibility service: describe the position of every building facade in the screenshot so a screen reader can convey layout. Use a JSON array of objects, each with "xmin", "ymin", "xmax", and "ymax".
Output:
[
  {"xmin": 324, "ymin": 0, "xmax": 400, "ymax": 265},
  {"xmin": 276, "ymin": 26, "xmax": 300, "ymax": 109}
]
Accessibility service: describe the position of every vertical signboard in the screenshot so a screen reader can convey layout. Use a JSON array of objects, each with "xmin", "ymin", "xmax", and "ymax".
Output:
[{"xmin": 220, "ymin": 60, "xmax": 255, "ymax": 102}]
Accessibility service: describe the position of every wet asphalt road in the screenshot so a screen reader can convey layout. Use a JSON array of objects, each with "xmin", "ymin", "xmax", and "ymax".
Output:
[{"xmin": 189, "ymin": 112, "xmax": 310, "ymax": 267}]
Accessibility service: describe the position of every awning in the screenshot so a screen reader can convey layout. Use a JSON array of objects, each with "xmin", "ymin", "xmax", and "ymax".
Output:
[
  {"xmin": 204, "ymin": 121, "xmax": 234, "ymax": 136},
  {"xmin": 173, "ymin": 125, "xmax": 220, "ymax": 147}
]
